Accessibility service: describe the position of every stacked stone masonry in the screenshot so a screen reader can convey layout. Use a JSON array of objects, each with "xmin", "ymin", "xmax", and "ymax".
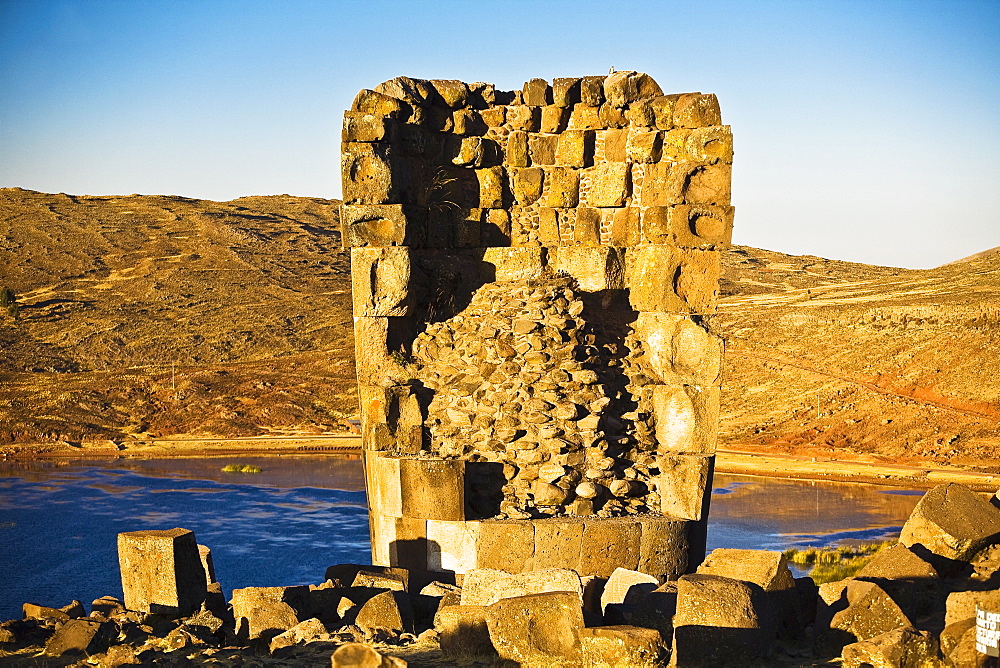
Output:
[{"xmin": 344, "ymin": 72, "xmax": 732, "ymax": 580}]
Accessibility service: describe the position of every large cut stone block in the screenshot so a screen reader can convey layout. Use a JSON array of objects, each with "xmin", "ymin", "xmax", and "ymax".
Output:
[
  {"xmin": 686, "ymin": 125, "xmax": 734, "ymax": 162},
  {"xmin": 341, "ymin": 204, "xmax": 410, "ymax": 247},
  {"xmin": 698, "ymin": 549, "xmax": 795, "ymax": 592},
  {"xmin": 399, "ymin": 457, "xmax": 465, "ymax": 521},
  {"xmin": 580, "ymin": 518, "xmax": 641, "ymax": 576},
  {"xmin": 651, "ymin": 383, "xmax": 720, "ymax": 454},
  {"xmin": 822, "ymin": 580, "xmax": 912, "ymax": 649},
  {"xmin": 436, "ymin": 604, "xmax": 497, "ymax": 659},
  {"xmin": 625, "ymin": 245, "xmax": 683, "ymax": 312},
  {"xmin": 528, "ymin": 133, "xmax": 558, "ymax": 165},
  {"xmin": 476, "ymin": 520, "xmax": 534, "ymax": 572},
  {"xmin": 900, "ymin": 483, "xmax": 1000, "ymax": 564},
  {"xmin": 117, "ymin": 528, "xmax": 207, "ymax": 615},
  {"xmin": 366, "ymin": 452, "xmax": 403, "ymax": 518},
  {"xmin": 506, "ymin": 131, "xmax": 529, "ymax": 167},
  {"xmin": 675, "ymin": 248, "xmax": 722, "ymax": 312},
  {"xmin": 540, "ymin": 105, "xmax": 568, "ymax": 133},
  {"xmin": 677, "ymin": 161, "xmax": 732, "ymax": 205},
  {"xmin": 637, "ymin": 517, "xmax": 690, "ymax": 578},
  {"xmin": 600, "ymin": 568, "xmax": 659, "ymax": 614},
  {"xmin": 462, "ymin": 568, "xmax": 583, "ymax": 607},
  {"xmin": 43, "ymin": 619, "xmax": 113, "ymax": 657},
  {"xmin": 556, "ymin": 130, "xmax": 594, "ymax": 167},
  {"xmin": 579, "ymin": 625, "xmax": 667, "ymax": 668},
  {"xmin": 342, "ymin": 112, "xmax": 396, "ymax": 143},
  {"xmin": 487, "ymin": 592, "xmax": 584, "ymax": 665},
  {"xmin": 355, "ymin": 590, "xmax": 415, "ymax": 633},
  {"xmin": 603, "ymin": 71, "xmax": 664, "ymax": 108},
  {"xmin": 610, "ymin": 206, "xmax": 641, "ymax": 246},
  {"xmin": 351, "ymin": 89, "xmax": 410, "ymax": 119},
  {"xmin": 657, "ymin": 454, "xmax": 713, "ymax": 520},
  {"xmin": 552, "ymin": 77, "xmax": 581, "ymax": 107},
  {"xmin": 568, "ymin": 104, "xmax": 604, "ymax": 130},
  {"xmin": 523, "ymin": 78, "xmax": 551, "ymax": 106},
  {"xmin": 673, "ymin": 574, "xmax": 770, "ymax": 665},
  {"xmin": 476, "ymin": 166, "xmax": 505, "ymax": 208},
  {"xmin": 426, "ymin": 519, "xmax": 479, "ymax": 573},
  {"xmin": 673, "ymin": 93, "xmax": 722, "ymax": 128},
  {"xmin": 341, "ymin": 142, "xmax": 402, "ymax": 205},
  {"xmin": 506, "ymin": 105, "xmax": 540, "ymax": 132},
  {"xmin": 353, "ymin": 316, "xmax": 412, "ymax": 387},
  {"xmin": 644, "ymin": 204, "xmax": 735, "ymax": 248},
  {"xmin": 230, "ymin": 585, "xmax": 309, "ymax": 640},
  {"xmin": 351, "ymin": 247, "xmax": 414, "ymax": 317},
  {"xmin": 841, "ymin": 626, "xmax": 938, "ymax": 668},
  {"xmin": 626, "ymin": 129, "xmax": 662, "ymax": 163},
  {"xmin": 551, "ymin": 246, "xmax": 624, "ymax": 291},
  {"xmin": 512, "ymin": 167, "xmax": 544, "ymax": 205},
  {"xmin": 528, "ymin": 519, "xmax": 584, "ymax": 571},
  {"xmin": 543, "ymin": 167, "xmax": 580, "ymax": 207},
  {"xmin": 482, "ymin": 247, "xmax": 545, "ymax": 282},
  {"xmin": 582, "ymin": 162, "xmax": 630, "ymax": 207}
]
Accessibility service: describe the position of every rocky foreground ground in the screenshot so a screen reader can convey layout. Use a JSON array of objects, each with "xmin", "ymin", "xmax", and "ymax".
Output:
[
  {"xmin": 2, "ymin": 482, "xmax": 999, "ymax": 666},
  {"xmin": 2, "ymin": 188, "xmax": 998, "ymax": 475}
]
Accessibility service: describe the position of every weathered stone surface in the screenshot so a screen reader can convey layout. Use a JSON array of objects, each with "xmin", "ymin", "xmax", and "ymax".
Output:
[
  {"xmin": 600, "ymin": 568, "xmax": 659, "ymax": 614},
  {"xmin": 399, "ymin": 457, "xmax": 465, "ymax": 521},
  {"xmin": 426, "ymin": 519, "xmax": 479, "ymax": 572},
  {"xmin": 580, "ymin": 519, "xmax": 641, "ymax": 576},
  {"xmin": 331, "ymin": 642, "xmax": 408, "ymax": 667},
  {"xmin": 841, "ymin": 626, "xmax": 937, "ymax": 668},
  {"xmin": 268, "ymin": 617, "xmax": 329, "ymax": 652},
  {"xmin": 354, "ymin": 590, "xmax": 414, "ymax": 633},
  {"xmin": 523, "ymin": 78, "xmax": 551, "ymax": 106},
  {"xmin": 857, "ymin": 543, "xmax": 938, "ymax": 581},
  {"xmin": 431, "ymin": 80, "xmax": 469, "ymax": 108},
  {"xmin": 341, "ymin": 204, "xmax": 409, "ymax": 247},
  {"xmin": 658, "ymin": 454, "xmax": 713, "ymax": 520},
  {"xmin": 512, "ymin": 167, "xmax": 545, "ymax": 205},
  {"xmin": 461, "ymin": 568, "xmax": 583, "ymax": 607},
  {"xmin": 580, "ymin": 625, "xmax": 667, "ymax": 667},
  {"xmin": 231, "ymin": 585, "xmax": 309, "ymax": 640},
  {"xmin": 528, "ymin": 133, "xmax": 558, "ymax": 165},
  {"xmin": 343, "ymin": 112, "xmax": 395, "ymax": 143},
  {"xmin": 630, "ymin": 581, "xmax": 678, "ymax": 636},
  {"xmin": 22, "ymin": 603, "xmax": 70, "ymax": 621},
  {"xmin": 673, "ymin": 574, "xmax": 769, "ymax": 665},
  {"xmin": 944, "ymin": 588, "xmax": 1000, "ymax": 626},
  {"xmin": 341, "ymin": 143, "xmax": 399, "ymax": 205},
  {"xmin": 351, "ymin": 247, "xmax": 413, "ymax": 317},
  {"xmin": 603, "ymin": 71, "xmax": 663, "ymax": 109},
  {"xmin": 673, "ymin": 93, "xmax": 722, "ymax": 128},
  {"xmin": 552, "ymin": 78, "xmax": 580, "ymax": 107},
  {"xmin": 434, "ymin": 604, "xmax": 496, "ymax": 659},
  {"xmin": 900, "ymin": 482, "xmax": 1000, "ymax": 564},
  {"xmin": 543, "ymin": 167, "xmax": 580, "ymax": 207},
  {"xmin": 475, "ymin": 520, "xmax": 535, "ymax": 572},
  {"xmin": 118, "ymin": 527, "xmax": 207, "ymax": 615},
  {"xmin": 626, "ymin": 129, "xmax": 662, "ymax": 163},
  {"xmin": 698, "ymin": 548, "xmax": 795, "ymax": 592},
  {"xmin": 487, "ymin": 592, "xmax": 584, "ymax": 665},
  {"xmin": 582, "ymin": 162, "xmax": 630, "ymax": 207},
  {"xmin": 638, "ymin": 518, "xmax": 690, "ymax": 578},
  {"xmin": 44, "ymin": 619, "xmax": 112, "ymax": 656},
  {"xmin": 551, "ymin": 246, "xmax": 624, "ymax": 292},
  {"xmin": 556, "ymin": 130, "xmax": 593, "ymax": 167},
  {"xmin": 824, "ymin": 580, "xmax": 912, "ymax": 647}
]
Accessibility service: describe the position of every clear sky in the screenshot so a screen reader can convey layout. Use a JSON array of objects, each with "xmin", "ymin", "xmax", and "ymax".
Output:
[{"xmin": 1, "ymin": 0, "xmax": 998, "ymax": 268}]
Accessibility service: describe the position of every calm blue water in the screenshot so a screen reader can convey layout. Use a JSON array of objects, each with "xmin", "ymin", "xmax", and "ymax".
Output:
[{"xmin": 0, "ymin": 457, "xmax": 924, "ymax": 621}]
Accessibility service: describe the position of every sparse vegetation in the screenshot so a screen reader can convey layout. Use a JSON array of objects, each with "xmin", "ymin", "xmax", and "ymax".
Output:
[
  {"xmin": 221, "ymin": 464, "xmax": 262, "ymax": 473},
  {"xmin": 0, "ymin": 286, "xmax": 18, "ymax": 320},
  {"xmin": 784, "ymin": 540, "xmax": 895, "ymax": 583}
]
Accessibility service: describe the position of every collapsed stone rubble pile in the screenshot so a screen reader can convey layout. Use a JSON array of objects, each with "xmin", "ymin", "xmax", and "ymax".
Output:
[{"xmin": 2, "ymin": 484, "xmax": 998, "ymax": 666}]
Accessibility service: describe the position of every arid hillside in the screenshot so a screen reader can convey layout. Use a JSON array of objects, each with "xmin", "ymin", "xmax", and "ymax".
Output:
[
  {"xmin": 1, "ymin": 189, "xmax": 997, "ymax": 470},
  {"xmin": 0, "ymin": 188, "xmax": 355, "ymax": 443},
  {"xmin": 713, "ymin": 245, "xmax": 1000, "ymax": 471}
]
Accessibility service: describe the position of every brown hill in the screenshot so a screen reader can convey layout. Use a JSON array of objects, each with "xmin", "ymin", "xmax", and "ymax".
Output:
[
  {"xmin": 0, "ymin": 188, "xmax": 355, "ymax": 442},
  {"xmin": 2, "ymin": 189, "xmax": 997, "ymax": 471},
  {"xmin": 713, "ymin": 245, "xmax": 1000, "ymax": 472}
]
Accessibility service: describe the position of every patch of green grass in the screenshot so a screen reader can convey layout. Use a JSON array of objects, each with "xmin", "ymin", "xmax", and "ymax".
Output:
[
  {"xmin": 783, "ymin": 540, "xmax": 895, "ymax": 584},
  {"xmin": 221, "ymin": 464, "xmax": 262, "ymax": 473}
]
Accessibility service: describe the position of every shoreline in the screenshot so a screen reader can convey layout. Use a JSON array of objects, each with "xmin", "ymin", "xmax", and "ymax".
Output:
[{"xmin": 3, "ymin": 436, "xmax": 998, "ymax": 492}]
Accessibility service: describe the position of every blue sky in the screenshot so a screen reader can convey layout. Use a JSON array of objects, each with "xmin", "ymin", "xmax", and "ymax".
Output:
[{"xmin": 1, "ymin": 0, "xmax": 998, "ymax": 268}]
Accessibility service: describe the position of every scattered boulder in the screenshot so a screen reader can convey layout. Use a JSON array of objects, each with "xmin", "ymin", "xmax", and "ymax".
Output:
[
  {"xmin": 331, "ymin": 642, "xmax": 408, "ymax": 667},
  {"xmin": 672, "ymin": 574, "xmax": 770, "ymax": 665},
  {"xmin": 91, "ymin": 596, "xmax": 126, "ymax": 619},
  {"xmin": 461, "ymin": 567, "xmax": 583, "ymax": 606},
  {"xmin": 486, "ymin": 591, "xmax": 584, "ymax": 665},
  {"xmin": 268, "ymin": 617, "xmax": 329, "ymax": 652},
  {"xmin": 353, "ymin": 590, "xmax": 414, "ymax": 634},
  {"xmin": 944, "ymin": 588, "xmax": 1000, "ymax": 626},
  {"xmin": 117, "ymin": 528, "xmax": 208, "ymax": 615},
  {"xmin": 22, "ymin": 603, "xmax": 70, "ymax": 622},
  {"xmin": 899, "ymin": 483, "xmax": 1000, "ymax": 566},
  {"xmin": 230, "ymin": 585, "xmax": 310, "ymax": 640},
  {"xmin": 822, "ymin": 580, "xmax": 912, "ymax": 651},
  {"xmin": 600, "ymin": 567, "xmax": 659, "ymax": 615},
  {"xmin": 579, "ymin": 625, "xmax": 667, "ymax": 667},
  {"xmin": 630, "ymin": 581, "xmax": 677, "ymax": 637},
  {"xmin": 44, "ymin": 618, "xmax": 113, "ymax": 656},
  {"xmin": 434, "ymin": 604, "xmax": 496, "ymax": 659},
  {"xmin": 840, "ymin": 625, "xmax": 938, "ymax": 668},
  {"xmin": 939, "ymin": 617, "xmax": 976, "ymax": 656}
]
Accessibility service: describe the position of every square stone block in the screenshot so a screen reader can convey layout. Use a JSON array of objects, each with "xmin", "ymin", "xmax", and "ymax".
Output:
[
  {"xmin": 528, "ymin": 134, "xmax": 558, "ymax": 165},
  {"xmin": 543, "ymin": 167, "xmax": 580, "ymax": 208},
  {"xmin": 528, "ymin": 519, "xmax": 584, "ymax": 571},
  {"xmin": 675, "ymin": 248, "xmax": 722, "ymax": 312},
  {"xmin": 540, "ymin": 105, "xmax": 568, "ymax": 133},
  {"xmin": 538, "ymin": 207, "xmax": 561, "ymax": 245},
  {"xmin": 658, "ymin": 454, "xmax": 713, "ymax": 521},
  {"xmin": 476, "ymin": 167, "xmax": 505, "ymax": 208},
  {"xmin": 661, "ymin": 127, "xmax": 693, "ymax": 161},
  {"xmin": 353, "ymin": 316, "xmax": 413, "ymax": 387},
  {"xmin": 582, "ymin": 162, "xmax": 630, "ymax": 207},
  {"xmin": 351, "ymin": 246, "xmax": 413, "ymax": 317},
  {"xmin": 580, "ymin": 519, "xmax": 641, "ymax": 577},
  {"xmin": 523, "ymin": 78, "xmax": 551, "ymax": 106},
  {"xmin": 552, "ymin": 77, "xmax": 581, "ymax": 107},
  {"xmin": 686, "ymin": 125, "xmax": 734, "ymax": 162},
  {"xmin": 506, "ymin": 131, "xmax": 529, "ymax": 167},
  {"xmin": 651, "ymin": 383, "xmax": 720, "ymax": 454},
  {"xmin": 506, "ymin": 105, "xmax": 540, "ymax": 132},
  {"xmin": 476, "ymin": 520, "xmax": 534, "ymax": 572},
  {"xmin": 366, "ymin": 452, "xmax": 403, "ymax": 518},
  {"xmin": 341, "ymin": 142, "xmax": 398, "ymax": 205},
  {"xmin": 118, "ymin": 528, "xmax": 207, "ymax": 615},
  {"xmin": 610, "ymin": 206, "xmax": 641, "ymax": 247},
  {"xmin": 427, "ymin": 520, "xmax": 480, "ymax": 573},
  {"xmin": 676, "ymin": 161, "xmax": 732, "ymax": 206},
  {"xmin": 638, "ymin": 518, "xmax": 690, "ymax": 579},
  {"xmin": 568, "ymin": 104, "xmax": 604, "ymax": 130},
  {"xmin": 512, "ymin": 167, "xmax": 544, "ymax": 205},
  {"xmin": 602, "ymin": 129, "xmax": 629, "ymax": 162},
  {"xmin": 644, "ymin": 204, "xmax": 734, "ymax": 248},
  {"xmin": 626, "ymin": 130, "xmax": 662, "ymax": 163},
  {"xmin": 625, "ymin": 245, "xmax": 684, "ymax": 312},
  {"xmin": 551, "ymin": 246, "xmax": 625, "ymax": 292},
  {"xmin": 342, "ymin": 112, "xmax": 395, "ymax": 143},
  {"xmin": 399, "ymin": 457, "xmax": 465, "ymax": 521},
  {"xmin": 673, "ymin": 93, "xmax": 722, "ymax": 128}
]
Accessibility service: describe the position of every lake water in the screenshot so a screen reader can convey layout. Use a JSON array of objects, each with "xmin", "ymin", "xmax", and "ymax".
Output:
[{"xmin": 0, "ymin": 456, "xmax": 924, "ymax": 621}]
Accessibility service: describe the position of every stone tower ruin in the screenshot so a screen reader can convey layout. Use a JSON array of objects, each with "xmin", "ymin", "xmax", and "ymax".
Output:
[{"xmin": 342, "ymin": 72, "xmax": 732, "ymax": 580}]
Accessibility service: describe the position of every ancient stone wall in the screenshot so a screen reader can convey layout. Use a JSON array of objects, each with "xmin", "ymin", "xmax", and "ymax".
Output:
[{"xmin": 342, "ymin": 72, "xmax": 732, "ymax": 579}]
